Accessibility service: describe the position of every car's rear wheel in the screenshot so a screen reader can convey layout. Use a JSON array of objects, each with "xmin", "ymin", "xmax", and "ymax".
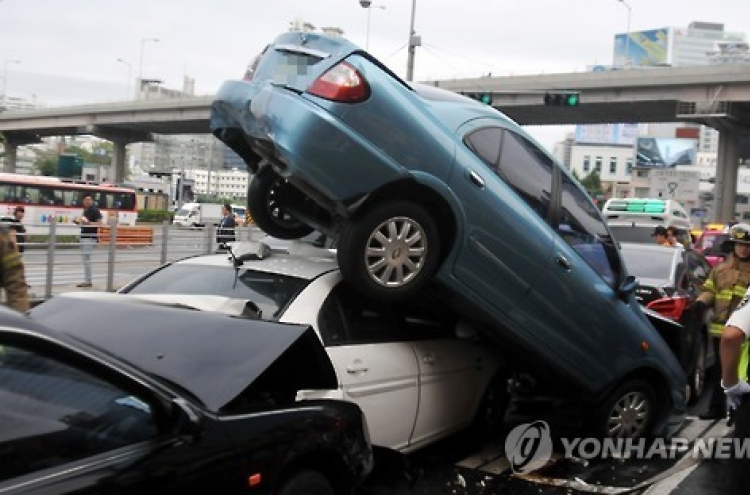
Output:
[
  {"xmin": 337, "ymin": 200, "xmax": 440, "ymax": 301},
  {"xmin": 276, "ymin": 469, "xmax": 334, "ymax": 495},
  {"xmin": 687, "ymin": 336, "xmax": 708, "ymax": 406},
  {"xmin": 592, "ymin": 379, "xmax": 656, "ymax": 439},
  {"xmin": 248, "ymin": 164, "xmax": 314, "ymax": 240}
]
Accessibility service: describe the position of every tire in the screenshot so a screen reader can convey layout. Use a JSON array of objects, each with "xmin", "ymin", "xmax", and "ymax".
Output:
[
  {"xmin": 687, "ymin": 336, "xmax": 707, "ymax": 406},
  {"xmin": 470, "ymin": 373, "xmax": 509, "ymax": 441},
  {"xmin": 275, "ymin": 470, "xmax": 334, "ymax": 495},
  {"xmin": 337, "ymin": 200, "xmax": 440, "ymax": 301},
  {"xmin": 248, "ymin": 164, "xmax": 314, "ymax": 240},
  {"xmin": 592, "ymin": 379, "xmax": 656, "ymax": 439}
]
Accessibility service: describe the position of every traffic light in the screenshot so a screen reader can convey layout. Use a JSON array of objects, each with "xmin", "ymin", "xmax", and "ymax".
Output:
[
  {"xmin": 461, "ymin": 92, "xmax": 494, "ymax": 105},
  {"xmin": 543, "ymin": 91, "xmax": 580, "ymax": 107}
]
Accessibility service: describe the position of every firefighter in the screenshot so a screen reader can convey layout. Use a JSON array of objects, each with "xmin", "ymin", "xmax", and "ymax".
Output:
[
  {"xmin": 0, "ymin": 223, "xmax": 29, "ymax": 313},
  {"xmin": 695, "ymin": 223, "xmax": 750, "ymax": 419}
]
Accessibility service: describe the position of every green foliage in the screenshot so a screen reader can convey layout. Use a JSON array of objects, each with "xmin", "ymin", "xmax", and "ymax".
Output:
[
  {"xmin": 581, "ymin": 170, "xmax": 602, "ymax": 197},
  {"xmin": 137, "ymin": 209, "xmax": 173, "ymax": 223}
]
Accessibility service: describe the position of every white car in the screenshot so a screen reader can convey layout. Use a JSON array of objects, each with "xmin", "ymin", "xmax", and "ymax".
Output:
[{"xmin": 117, "ymin": 240, "xmax": 505, "ymax": 453}]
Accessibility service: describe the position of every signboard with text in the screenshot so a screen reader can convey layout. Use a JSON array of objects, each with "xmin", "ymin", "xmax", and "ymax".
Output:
[{"xmin": 648, "ymin": 169, "xmax": 700, "ymax": 203}]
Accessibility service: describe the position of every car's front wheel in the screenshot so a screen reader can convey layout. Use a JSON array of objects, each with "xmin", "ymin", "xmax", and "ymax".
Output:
[
  {"xmin": 248, "ymin": 164, "xmax": 314, "ymax": 240},
  {"xmin": 687, "ymin": 336, "xmax": 708, "ymax": 405},
  {"xmin": 337, "ymin": 200, "xmax": 440, "ymax": 301},
  {"xmin": 592, "ymin": 379, "xmax": 656, "ymax": 439},
  {"xmin": 276, "ymin": 469, "xmax": 334, "ymax": 495}
]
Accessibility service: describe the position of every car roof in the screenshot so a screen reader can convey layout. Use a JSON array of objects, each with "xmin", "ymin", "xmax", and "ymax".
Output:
[
  {"xmin": 28, "ymin": 293, "xmax": 338, "ymax": 412},
  {"xmin": 172, "ymin": 239, "xmax": 339, "ymax": 280}
]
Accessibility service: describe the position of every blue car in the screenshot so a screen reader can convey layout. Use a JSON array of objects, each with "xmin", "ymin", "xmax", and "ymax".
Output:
[{"xmin": 211, "ymin": 31, "xmax": 686, "ymax": 439}]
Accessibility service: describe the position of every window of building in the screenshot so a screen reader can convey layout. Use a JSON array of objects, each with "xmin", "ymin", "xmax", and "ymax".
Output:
[
  {"xmin": 583, "ymin": 156, "xmax": 591, "ymax": 173},
  {"xmin": 595, "ymin": 157, "xmax": 602, "ymax": 173},
  {"xmin": 609, "ymin": 157, "xmax": 617, "ymax": 174}
]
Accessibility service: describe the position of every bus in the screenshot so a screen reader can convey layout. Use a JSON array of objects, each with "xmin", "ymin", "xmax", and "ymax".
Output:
[{"xmin": 0, "ymin": 173, "xmax": 138, "ymax": 235}]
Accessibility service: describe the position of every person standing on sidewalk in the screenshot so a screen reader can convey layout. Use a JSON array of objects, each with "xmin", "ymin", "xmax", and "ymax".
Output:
[{"xmin": 73, "ymin": 193, "xmax": 103, "ymax": 288}]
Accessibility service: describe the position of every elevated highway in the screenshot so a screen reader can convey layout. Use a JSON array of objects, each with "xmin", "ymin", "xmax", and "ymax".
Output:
[{"xmin": 1, "ymin": 64, "xmax": 750, "ymax": 222}]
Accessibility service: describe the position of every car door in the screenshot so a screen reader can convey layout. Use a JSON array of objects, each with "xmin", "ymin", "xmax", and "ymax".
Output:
[
  {"xmin": 316, "ymin": 285, "xmax": 420, "ymax": 452},
  {"xmin": 405, "ymin": 310, "xmax": 496, "ymax": 449},
  {"xmin": 449, "ymin": 121, "xmax": 555, "ymax": 315},
  {"xmin": 0, "ymin": 337, "xmax": 231, "ymax": 494}
]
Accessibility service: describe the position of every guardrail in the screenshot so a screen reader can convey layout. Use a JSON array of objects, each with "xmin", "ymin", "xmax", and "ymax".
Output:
[{"xmin": 7, "ymin": 220, "xmax": 263, "ymax": 306}]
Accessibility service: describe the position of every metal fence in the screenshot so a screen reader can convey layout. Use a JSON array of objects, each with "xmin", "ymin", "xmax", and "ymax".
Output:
[{"xmin": 18, "ymin": 221, "xmax": 262, "ymax": 303}]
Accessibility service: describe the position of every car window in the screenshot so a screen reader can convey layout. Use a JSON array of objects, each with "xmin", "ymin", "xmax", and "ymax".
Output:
[
  {"xmin": 0, "ymin": 343, "xmax": 158, "ymax": 481},
  {"xmin": 558, "ymin": 174, "xmax": 621, "ymax": 286},
  {"xmin": 125, "ymin": 264, "xmax": 309, "ymax": 320},
  {"xmin": 318, "ymin": 284, "xmax": 403, "ymax": 346},
  {"xmin": 620, "ymin": 247, "xmax": 676, "ymax": 280},
  {"xmin": 464, "ymin": 128, "xmax": 552, "ymax": 219},
  {"xmin": 318, "ymin": 283, "xmax": 458, "ymax": 346}
]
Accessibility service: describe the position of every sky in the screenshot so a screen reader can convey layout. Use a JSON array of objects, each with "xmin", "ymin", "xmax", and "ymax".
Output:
[{"xmin": 2, "ymin": 0, "xmax": 750, "ymax": 150}]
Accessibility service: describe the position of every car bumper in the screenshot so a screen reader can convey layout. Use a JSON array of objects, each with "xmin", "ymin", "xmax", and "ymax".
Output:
[{"xmin": 212, "ymin": 80, "xmax": 409, "ymax": 206}]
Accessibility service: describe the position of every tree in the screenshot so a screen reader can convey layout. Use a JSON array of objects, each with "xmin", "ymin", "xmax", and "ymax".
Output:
[
  {"xmin": 581, "ymin": 170, "xmax": 603, "ymax": 197},
  {"xmin": 33, "ymin": 149, "xmax": 58, "ymax": 176}
]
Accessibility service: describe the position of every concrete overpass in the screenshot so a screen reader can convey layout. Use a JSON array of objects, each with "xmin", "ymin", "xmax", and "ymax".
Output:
[{"xmin": 1, "ymin": 64, "xmax": 750, "ymax": 222}]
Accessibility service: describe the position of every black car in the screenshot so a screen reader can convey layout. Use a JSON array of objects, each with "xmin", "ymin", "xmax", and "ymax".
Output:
[
  {"xmin": 619, "ymin": 242, "xmax": 715, "ymax": 405},
  {"xmin": 0, "ymin": 294, "xmax": 372, "ymax": 494}
]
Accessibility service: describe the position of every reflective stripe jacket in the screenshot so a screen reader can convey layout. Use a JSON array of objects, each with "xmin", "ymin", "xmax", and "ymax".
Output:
[
  {"xmin": 697, "ymin": 254, "xmax": 750, "ymax": 337},
  {"xmin": 0, "ymin": 226, "xmax": 28, "ymax": 313}
]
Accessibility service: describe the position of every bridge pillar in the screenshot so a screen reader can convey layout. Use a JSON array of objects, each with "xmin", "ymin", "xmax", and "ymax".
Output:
[
  {"xmin": 715, "ymin": 127, "xmax": 741, "ymax": 224},
  {"xmin": 112, "ymin": 141, "xmax": 127, "ymax": 184},
  {"xmin": 2, "ymin": 141, "xmax": 17, "ymax": 173}
]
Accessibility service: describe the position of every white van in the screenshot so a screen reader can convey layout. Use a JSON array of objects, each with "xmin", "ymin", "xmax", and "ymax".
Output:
[{"xmin": 603, "ymin": 198, "xmax": 693, "ymax": 245}]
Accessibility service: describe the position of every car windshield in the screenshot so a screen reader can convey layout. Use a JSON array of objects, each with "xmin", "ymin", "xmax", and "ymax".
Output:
[
  {"xmin": 125, "ymin": 264, "xmax": 310, "ymax": 320},
  {"xmin": 621, "ymin": 248, "xmax": 676, "ymax": 281}
]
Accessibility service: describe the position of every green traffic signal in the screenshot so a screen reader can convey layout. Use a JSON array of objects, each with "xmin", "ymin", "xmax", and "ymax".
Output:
[
  {"xmin": 479, "ymin": 93, "xmax": 493, "ymax": 105},
  {"xmin": 543, "ymin": 91, "xmax": 580, "ymax": 107}
]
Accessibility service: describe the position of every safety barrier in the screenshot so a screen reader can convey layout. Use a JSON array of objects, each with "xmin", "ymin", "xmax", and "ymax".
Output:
[{"xmin": 97, "ymin": 226, "xmax": 154, "ymax": 246}]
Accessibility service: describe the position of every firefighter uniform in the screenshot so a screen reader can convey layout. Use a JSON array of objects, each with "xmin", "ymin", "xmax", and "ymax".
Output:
[
  {"xmin": 0, "ymin": 225, "xmax": 29, "ymax": 313},
  {"xmin": 697, "ymin": 224, "xmax": 750, "ymax": 417}
]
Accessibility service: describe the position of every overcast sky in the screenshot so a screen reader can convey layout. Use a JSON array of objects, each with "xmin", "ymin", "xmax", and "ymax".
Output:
[{"xmin": 2, "ymin": 0, "xmax": 749, "ymax": 149}]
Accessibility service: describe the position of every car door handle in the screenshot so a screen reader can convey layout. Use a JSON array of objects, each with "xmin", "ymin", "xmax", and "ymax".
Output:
[
  {"xmin": 346, "ymin": 363, "xmax": 369, "ymax": 374},
  {"xmin": 468, "ymin": 170, "xmax": 485, "ymax": 189},
  {"xmin": 555, "ymin": 254, "xmax": 572, "ymax": 271}
]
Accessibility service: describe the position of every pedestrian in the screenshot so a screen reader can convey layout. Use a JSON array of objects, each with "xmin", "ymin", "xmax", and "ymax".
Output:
[
  {"xmin": 0, "ymin": 223, "xmax": 29, "ymax": 312},
  {"xmin": 216, "ymin": 203, "xmax": 236, "ymax": 249},
  {"xmin": 665, "ymin": 225, "xmax": 681, "ymax": 247},
  {"xmin": 73, "ymin": 193, "xmax": 103, "ymax": 288},
  {"xmin": 8, "ymin": 206, "xmax": 26, "ymax": 253},
  {"xmin": 694, "ymin": 223, "xmax": 750, "ymax": 419},
  {"xmin": 651, "ymin": 226, "xmax": 672, "ymax": 247}
]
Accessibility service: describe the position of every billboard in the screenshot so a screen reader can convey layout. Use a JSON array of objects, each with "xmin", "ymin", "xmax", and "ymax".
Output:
[
  {"xmin": 575, "ymin": 123, "xmax": 639, "ymax": 145},
  {"xmin": 648, "ymin": 169, "xmax": 700, "ymax": 203},
  {"xmin": 635, "ymin": 137, "xmax": 697, "ymax": 168},
  {"xmin": 613, "ymin": 28, "xmax": 671, "ymax": 67}
]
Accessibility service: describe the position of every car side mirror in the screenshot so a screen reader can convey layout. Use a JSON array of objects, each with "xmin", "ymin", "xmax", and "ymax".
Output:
[
  {"xmin": 618, "ymin": 275, "xmax": 639, "ymax": 301},
  {"xmin": 172, "ymin": 398, "xmax": 202, "ymax": 440}
]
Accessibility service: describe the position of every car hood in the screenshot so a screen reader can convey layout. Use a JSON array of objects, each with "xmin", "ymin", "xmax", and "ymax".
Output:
[{"xmin": 29, "ymin": 293, "xmax": 338, "ymax": 412}]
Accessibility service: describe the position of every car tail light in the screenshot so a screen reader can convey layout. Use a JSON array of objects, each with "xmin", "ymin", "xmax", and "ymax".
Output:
[
  {"xmin": 646, "ymin": 296, "xmax": 688, "ymax": 321},
  {"xmin": 308, "ymin": 62, "xmax": 370, "ymax": 103}
]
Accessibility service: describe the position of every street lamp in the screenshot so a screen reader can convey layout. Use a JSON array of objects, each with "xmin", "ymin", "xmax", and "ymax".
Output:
[
  {"xmin": 617, "ymin": 0, "xmax": 632, "ymax": 68},
  {"xmin": 116, "ymin": 58, "xmax": 132, "ymax": 99},
  {"xmin": 2, "ymin": 59, "xmax": 21, "ymax": 104},
  {"xmin": 359, "ymin": 2, "xmax": 386, "ymax": 51},
  {"xmin": 405, "ymin": 0, "xmax": 420, "ymax": 81},
  {"xmin": 138, "ymin": 37, "xmax": 159, "ymax": 83}
]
